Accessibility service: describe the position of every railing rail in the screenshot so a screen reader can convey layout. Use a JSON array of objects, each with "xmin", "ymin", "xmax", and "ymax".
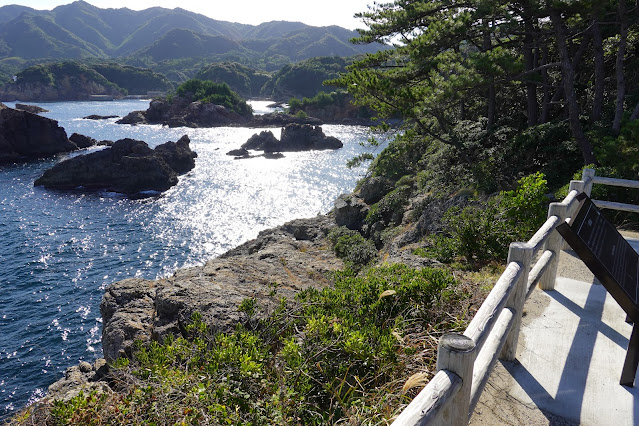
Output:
[{"xmin": 392, "ymin": 168, "xmax": 639, "ymax": 425}]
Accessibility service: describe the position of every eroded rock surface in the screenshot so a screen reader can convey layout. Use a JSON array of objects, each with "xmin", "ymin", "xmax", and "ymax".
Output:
[
  {"xmin": 0, "ymin": 103, "xmax": 76, "ymax": 163},
  {"xmin": 232, "ymin": 124, "xmax": 343, "ymax": 156},
  {"xmin": 100, "ymin": 215, "xmax": 342, "ymax": 362},
  {"xmin": 34, "ymin": 135, "xmax": 196, "ymax": 195}
]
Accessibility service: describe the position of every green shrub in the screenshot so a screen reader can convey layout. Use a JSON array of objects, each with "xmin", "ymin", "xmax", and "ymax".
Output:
[
  {"xmin": 429, "ymin": 173, "xmax": 549, "ymax": 268},
  {"xmin": 365, "ymin": 185, "xmax": 412, "ymax": 226},
  {"xmin": 327, "ymin": 227, "xmax": 377, "ymax": 269},
  {"xmin": 174, "ymin": 79, "xmax": 253, "ymax": 117}
]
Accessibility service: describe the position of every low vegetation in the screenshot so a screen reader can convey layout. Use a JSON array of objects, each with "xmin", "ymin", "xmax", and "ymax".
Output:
[
  {"xmin": 32, "ymin": 265, "xmax": 481, "ymax": 425},
  {"xmin": 172, "ymin": 79, "xmax": 253, "ymax": 117}
]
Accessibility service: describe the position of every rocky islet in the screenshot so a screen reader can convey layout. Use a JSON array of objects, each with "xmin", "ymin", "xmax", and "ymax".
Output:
[{"xmin": 34, "ymin": 135, "xmax": 197, "ymax": 195}]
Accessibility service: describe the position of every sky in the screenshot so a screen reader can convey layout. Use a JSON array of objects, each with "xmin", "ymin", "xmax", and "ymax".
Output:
[{"xmin": 1, "ymin": 0, "xmax": 376, "ymax": 29}]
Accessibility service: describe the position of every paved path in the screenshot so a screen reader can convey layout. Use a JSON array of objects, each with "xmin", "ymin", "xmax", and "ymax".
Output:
[{"xmin": 470, "ymin": 236, "xmax": 639, "ymax": 425}]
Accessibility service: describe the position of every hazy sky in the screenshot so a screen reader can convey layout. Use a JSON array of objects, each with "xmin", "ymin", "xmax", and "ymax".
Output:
[{"xmin": 2, "ymin": 0, "xmax": 376, "ymax": 29}]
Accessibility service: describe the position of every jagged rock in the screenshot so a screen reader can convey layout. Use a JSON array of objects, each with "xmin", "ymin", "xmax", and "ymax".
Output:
[
  {"xmin": 117, "ymin": 110, "xmax": 147, "ymax": 125},
  {"xmin": 333, "ymin": 193, "xmax": 369, "ymax": 230},
  {"xmin": 279, "ymin": 123, "xmax": 343, "ymax": 151},
  {"xmin": 15, "ymin": 103, "xmax": 49, "ymax": 114},
  {"xmin": 117, "ymin": 97, "xmax": 323, "ymax": 129},
  {"xmin": 44, "ymin": 359, "xmax": 110, "ymax": 403},
  {"xmin": 359, "ymin": 176, "xmax": 395, "ymax": 204},
  {"xmin": 238, "ymin": 124, "xmax": 343, "ymax": 154},
  {"xmin": 83, "ymin": 114, "xmax": 118, "ymax": 120},
  {"xmin": 69, "ymin": 133, "xmax": 97, "ymax": 149},
  {"xmin": 100, "ymin": 215, "xmax": 342, "ymax": 362},
  {"xmin": 154, "ymin": 135, "xmax": 198, "ymax": 174},
  {"xmin": 0, "ymin": 103, "xmax": 76, "ymax": 163},
  {"xmin": 241, "ymin": 130, "xmax": 279, "ymax": 151},
  {"xmin": 34, "ymin": 136, "xmax": 196, "ymax": 195},
  {"xmin": 118, "ymin": 97, "xmax": 248, "ymax": 128}
]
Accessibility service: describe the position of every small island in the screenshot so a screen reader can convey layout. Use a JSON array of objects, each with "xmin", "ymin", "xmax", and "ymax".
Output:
[
  {"xmin": 117, "ymin": 79, "xmax": 324, "ymax": 128},
  {"xmin": 227, "ymin": 124, "xmax": 343, "ymax": 159},
  {"xmin": 34, "ymin": 135, "xmax": 197, "ymax": 195}
]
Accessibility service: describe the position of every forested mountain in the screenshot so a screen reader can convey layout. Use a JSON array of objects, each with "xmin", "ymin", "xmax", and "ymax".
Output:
[{"xmin": 0, "ymin": 1, "xmax": 381, "ymax": 64}]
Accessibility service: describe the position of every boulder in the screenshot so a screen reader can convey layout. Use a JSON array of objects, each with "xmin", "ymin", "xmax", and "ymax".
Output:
[
  {"xmin": 34, "ymin": 136, "xmax": 196, "ymax": 195},
  {"xmin": 117, "ymin": 110, "xmax": 147, "ymax": 125},
  {"xmin": 0, "ymin": 103, "xmax": 76, "ymax": 163},
  {"xmin": 333, "ymin": 193, "xmax": 369, "ymax": 230},
  {"xmin": 15, "ymin": 103, "xmax": 49, "ymax": 114},
  {"xmin": 358, "ymin": 176, "xmax": 395, "ymax": 204},
  {"xmin": 69, "ymin": 133, "xmax": 97, "ymax": 149}
]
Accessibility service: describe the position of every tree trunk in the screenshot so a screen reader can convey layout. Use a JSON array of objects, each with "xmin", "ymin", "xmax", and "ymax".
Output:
[
  {"xmin": 613, "ymin": 0, "xmax": 628, "ymax": 134},
  {"xmin": 484, "ymin": 26, "xmax": 495, "ymax": 129},
  {"xmin": 592, "ymin": 16, "xmax": 605, "ymax": 122},
  {"xmin": 631, "ymin": 101, "xmax": 639, "ymax": 121},
  {"xmin": 550, "ymin": 9, "xmax": 597, "ymax": 165},
  {"xmin": 540, "ymin": 45, "xmax": 552, "ymax": 123},
  {"xmin": 523, "ymin": 11, "xmax": 538, "ymax": 127}
]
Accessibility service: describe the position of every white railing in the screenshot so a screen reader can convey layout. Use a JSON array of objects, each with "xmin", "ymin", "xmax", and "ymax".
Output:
[{"xmin": 392, "ymin": 168, "xmax": 639, "ymax": 425}]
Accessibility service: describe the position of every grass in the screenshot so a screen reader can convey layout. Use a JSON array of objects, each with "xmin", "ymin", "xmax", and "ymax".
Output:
[{"xmin": 17, "ymin": 264, "xmax": 488, "ymax": 425}]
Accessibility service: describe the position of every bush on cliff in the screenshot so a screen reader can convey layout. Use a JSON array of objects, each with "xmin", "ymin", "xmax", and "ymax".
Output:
[
  {"xmin": 427, "ymin": 172, "xmax": 549, "ymax": 268},
  {"xmin": 45, "ymin": 264, "xmax": 475, "ymax": 425},
  {"xmin": 172, "ymin": 79, "xmax": 253, "ymax": 117}
]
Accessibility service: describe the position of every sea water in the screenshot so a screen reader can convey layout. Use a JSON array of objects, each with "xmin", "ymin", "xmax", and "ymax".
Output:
[{"xmin": 0, "ymin": 99, "xmax": 381, "ymax": 419}]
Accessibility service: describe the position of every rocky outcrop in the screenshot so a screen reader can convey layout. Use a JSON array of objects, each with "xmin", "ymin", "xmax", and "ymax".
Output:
[
  {"xmin": 69, "ymin": 133, "xmax": 97, "ymax": 149},
  {"xmin": 117, "ymin": 96, "xmax": 322, "ymax": 128},
  {"xmin": 34, "ymin": 135, "xmax": 197, "ymax": 195},
  {"xmin": 100, "ymin": 215, "xmax": 342, "ymax": 362},
  {"xmin": 15, "ymin": 103, "xmax": 49, "ymax": 114},
  {"xmin": 117, "ymin": 97, "xmax": 247, "ymax": 127},
  {"xmin": 231, "ymin": 124, "xmax": 343, "ymax": 156},
  {"xmin": 83, "ymin": 114, "xmax": 119, "ymax": 120},
  {"xmin": 0, "ymin": 103, "xmax": 76, "ymax": 163}
]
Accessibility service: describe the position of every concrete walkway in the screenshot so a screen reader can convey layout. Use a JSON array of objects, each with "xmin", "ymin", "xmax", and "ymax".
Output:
[{"xmin": 471, "ymin": 236, "xmax": 639, "ymax": 425}]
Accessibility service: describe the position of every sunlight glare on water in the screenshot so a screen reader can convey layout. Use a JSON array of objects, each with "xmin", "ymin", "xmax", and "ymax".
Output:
[{"xmin": 0, "ymin": 100, "xmax": 387, "ymax": 419}]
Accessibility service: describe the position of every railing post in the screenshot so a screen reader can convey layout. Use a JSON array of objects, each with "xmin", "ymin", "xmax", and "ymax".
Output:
[
  {"xmin": 539, "ymin": 202, "xmax": 568, "ymax": 291},
  {"xmin": 499, "ymin": 242, "xmax": 532, "ymax": 361},
  {"xmin": 582, "ymin": 168, "xmax": 595, "ymax": 196},
  {"xmin": 436, "ymin": 334, "xmax": 476, "ymax": 426}
]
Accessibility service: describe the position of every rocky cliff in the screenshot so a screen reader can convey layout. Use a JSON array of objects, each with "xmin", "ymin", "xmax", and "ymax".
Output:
[{"xmin": 0, "ymin": 103, "xmax": 77, "ymax": 162}]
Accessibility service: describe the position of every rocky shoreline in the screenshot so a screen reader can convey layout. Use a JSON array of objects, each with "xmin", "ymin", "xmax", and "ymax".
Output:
[{"xmin": 35, "ymin": 173, "xmax": 445, "ymax": 407}]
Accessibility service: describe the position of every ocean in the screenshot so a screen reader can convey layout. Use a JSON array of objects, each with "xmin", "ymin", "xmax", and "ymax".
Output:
[{"xmin": 0, "ymin": 99, "xmax": 378, "ymax": 419}]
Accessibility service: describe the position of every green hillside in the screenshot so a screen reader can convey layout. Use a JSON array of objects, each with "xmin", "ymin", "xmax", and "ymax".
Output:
[
  {"xmin": 260, "ymin": 56, "xmax": 348, "ymax": 100},
  {"xmin": 0, "ymin": 60, "xmax": 173, "ymax": 100},
  {"xmin": 0, "ymin": 1, "xmax": 384, "ymax": 66},
  {"xmin": 194, "ymin": 62, "xmax": 269, "ymax": 98}
]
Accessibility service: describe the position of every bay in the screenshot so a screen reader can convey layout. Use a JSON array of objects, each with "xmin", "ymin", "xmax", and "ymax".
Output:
[{"xmin": 0, "ymin": 99, "xmax": 378, "ymax": 419}]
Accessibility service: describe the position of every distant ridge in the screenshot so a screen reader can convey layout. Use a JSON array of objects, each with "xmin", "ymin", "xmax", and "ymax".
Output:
[{"xmin": 0, "ymin": 1, "xmax": 381, "ymax": 63}]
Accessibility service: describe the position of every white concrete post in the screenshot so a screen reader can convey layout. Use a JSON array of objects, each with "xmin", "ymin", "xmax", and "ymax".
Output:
[
  {"xmin": 436, "ymin": 334, "xmax": 476, "ymax": 426},
  {"xmin": 539, "ymin": 202, "xmax": 568, "ymax": 291},
  {"xmin": 500, "ymin": 242, "xmax": 533, "ymax": 361},
  {"xmin": 582, "ymin": 168, "xmax": 595, "ymax": 197}
]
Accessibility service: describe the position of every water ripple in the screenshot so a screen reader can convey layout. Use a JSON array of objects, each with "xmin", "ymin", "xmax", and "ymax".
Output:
[{"xmin": 0, "ymin": 100, "xmax": 385, "ymax": 419}]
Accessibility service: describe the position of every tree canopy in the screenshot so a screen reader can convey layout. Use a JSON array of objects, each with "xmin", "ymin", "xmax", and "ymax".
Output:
[{"xmin": 334, "ymin": 0, "xmax": 639, "ymax": 170}]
